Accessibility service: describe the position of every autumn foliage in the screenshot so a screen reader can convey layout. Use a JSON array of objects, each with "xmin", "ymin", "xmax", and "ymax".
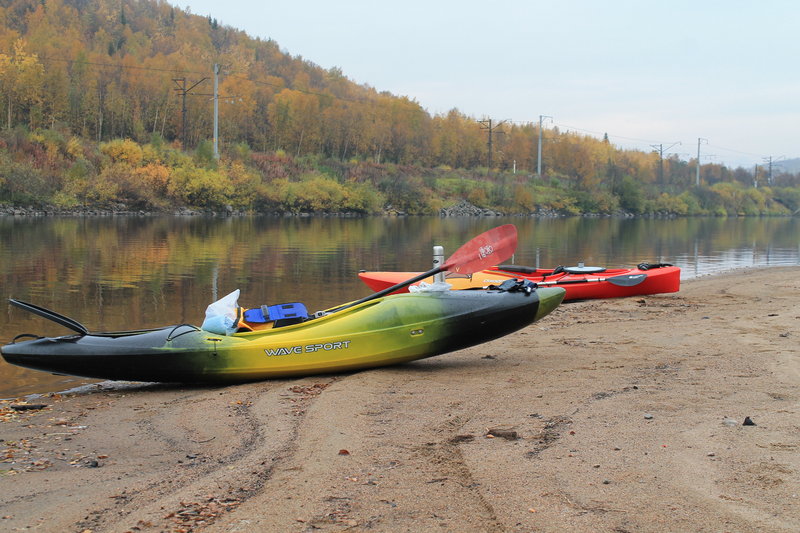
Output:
[{"xmin": 0, "ymin": 0, "xmax": 798, "ymax": 215}]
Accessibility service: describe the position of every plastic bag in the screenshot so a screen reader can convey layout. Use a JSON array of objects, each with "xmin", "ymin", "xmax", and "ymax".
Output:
[
  {"xmin": 409, "ymin": 281, "xmax": 452, "ymax": 293},
  {"xmin": 201, "ymin": 289, "xmax": 240, "ymax": 335}
]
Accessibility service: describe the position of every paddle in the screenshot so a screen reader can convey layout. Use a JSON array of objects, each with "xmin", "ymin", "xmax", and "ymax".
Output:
[
  {"xmin": 331, "ymin": 224, "xmax": 518, "ymax": 313},
  {"xmin": 8, "ymin": 299, "xmax": 90, "ymax": 336},
  {"xmin": 535, "ymin": 273, "xmax": 647, "ymax": 288}
]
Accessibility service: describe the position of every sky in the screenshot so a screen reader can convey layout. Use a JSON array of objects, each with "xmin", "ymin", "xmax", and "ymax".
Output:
[{"xmin": 170, "ymin": 0, "xmax": 799, "ymax": 169}]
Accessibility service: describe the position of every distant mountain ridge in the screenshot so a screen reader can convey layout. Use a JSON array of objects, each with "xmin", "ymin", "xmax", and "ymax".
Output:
[{"xmin": 777, "ymin": 158, "xmax": 800, "ymax": 173}]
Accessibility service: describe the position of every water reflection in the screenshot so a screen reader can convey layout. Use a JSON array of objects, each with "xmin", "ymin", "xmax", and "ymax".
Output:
[{"xmin": 1, "ymin": 216, "xmax": 798, "ymax": 397}]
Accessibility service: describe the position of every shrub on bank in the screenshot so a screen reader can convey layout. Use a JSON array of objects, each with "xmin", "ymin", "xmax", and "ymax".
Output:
[{"xmin": 0, "ymin": 128, "xmax": 798, "ymax": 216}]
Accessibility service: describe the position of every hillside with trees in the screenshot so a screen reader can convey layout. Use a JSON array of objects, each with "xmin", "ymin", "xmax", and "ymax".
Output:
[{"xmin": 1, "ymin": 0, "xmax": 798, "ymax": 216}]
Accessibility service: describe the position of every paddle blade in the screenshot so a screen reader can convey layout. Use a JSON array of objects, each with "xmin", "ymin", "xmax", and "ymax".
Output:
[
  {"xmin": 606, "ymin": 274, "xmax": 647, "ymax": 287},
  {"xmin": 444, "ymin": 224, "xmax": 517, "ymax": 274},
  {"xmin": 9, "ymin": 299, "xmax": 89, "ymax": 335},
  {"xmin": 329, "ymin": 224, "xmax": 518, "ymax": 314}
]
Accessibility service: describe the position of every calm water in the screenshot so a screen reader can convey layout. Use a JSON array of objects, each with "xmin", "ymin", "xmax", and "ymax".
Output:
[{"xmin": 2, "ymin": 216, "xmax": 799, "ymax": 398}]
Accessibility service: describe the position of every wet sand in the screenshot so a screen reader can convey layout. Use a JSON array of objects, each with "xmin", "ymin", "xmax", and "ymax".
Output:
[{"xmin": 1, "ymin": 267, "xmax": 798, "ymax": 532}]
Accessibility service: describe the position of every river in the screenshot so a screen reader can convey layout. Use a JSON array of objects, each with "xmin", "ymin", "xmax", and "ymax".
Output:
[{"xmin": 2, "ymin": 215, "xmax": 798, "ymax": 397}]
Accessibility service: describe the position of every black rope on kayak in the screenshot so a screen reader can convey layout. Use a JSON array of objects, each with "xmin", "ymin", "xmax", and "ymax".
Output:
[
  {"xmin": 637, "ymin": 262, "xmax": 673, "ymax": 271},
  {"xmin": 11, "ymin": 333, "xmax": 44, "ymax": 343},
  {"xmin": 166, "ymin": 324, "xmax": 201, "ymax": 341}
]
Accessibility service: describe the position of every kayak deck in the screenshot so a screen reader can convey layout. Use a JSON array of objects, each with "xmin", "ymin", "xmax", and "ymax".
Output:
[{"xmin": 2, "ymin": 286, "xmax": 565, "ymax": 383}]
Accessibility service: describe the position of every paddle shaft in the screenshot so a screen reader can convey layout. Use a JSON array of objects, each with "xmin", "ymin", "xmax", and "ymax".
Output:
[
  {"xmin": 331, "ymin": 224, "xmax": 518, "ymax": 314},
  {"xmin": 536, "ymin": 273, "xmax": 647, "ymax": 287},
  {"xmin": 330, "ymin": 267, "xmax": 443, "ymax": 313}
]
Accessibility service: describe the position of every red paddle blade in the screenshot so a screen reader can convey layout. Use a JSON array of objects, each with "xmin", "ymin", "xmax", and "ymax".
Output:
[{"xmin": 443, "ymin": 224, "xmax": 518, "ymax": 274}]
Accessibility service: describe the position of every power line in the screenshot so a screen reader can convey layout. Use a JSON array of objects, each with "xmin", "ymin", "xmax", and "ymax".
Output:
[
  {"xmin": 478, "ymin": 118, "xmax": 507, "ymax": 172},
  {"xmin": 26, "ymin": 50, "xmax": 376, "ymax": 105},
  {"xmin": 696, "ymin": 138, "xmax": 708, "ymax": 186},
  {"xmin": 31, "ymin": 52, "xmax": 207, "ymax": 76},
  {"xmin": 538, "ymin": 115, "xmax": 552, "ymax": 179},
  {"xmin": 226, "ymin": 73, "xmax": 372, "ymax": 104},
  {"xmin": 651, "ymin": 142, "xmax": 681, "ymax": 188},
  {"xmin": 553, "ymin": 122, "xmax": 663, "ymax": 145},
  {"xmin": 554, "ymin": 121, "xmax": 773, "ymax": 166},
  {"xmin": 706, "ymin": 143, "xmax": 765, "ymax": 158},
  {"xmin": 173, "ymin": 77, "xmax": 207, "ymax": 147},
  {"xmin": 6, "ymin": 52, "xmax": 784, "ymax": 165}
]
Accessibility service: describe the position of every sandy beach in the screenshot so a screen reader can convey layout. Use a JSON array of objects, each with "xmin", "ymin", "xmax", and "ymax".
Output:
[{"xmin": 1, "ymin": 267, "xmax": 798, "ymax": 532}]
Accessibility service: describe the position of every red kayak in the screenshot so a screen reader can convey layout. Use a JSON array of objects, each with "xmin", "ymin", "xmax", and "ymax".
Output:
[{"xmin": 358, "ymin": 263, "xmax": 680, "ymax": 301}]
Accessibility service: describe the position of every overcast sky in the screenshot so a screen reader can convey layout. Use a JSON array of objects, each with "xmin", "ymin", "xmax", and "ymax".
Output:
[{"xmin": 171, "ymin": 0, "xmax": 799, "ymax": 169}]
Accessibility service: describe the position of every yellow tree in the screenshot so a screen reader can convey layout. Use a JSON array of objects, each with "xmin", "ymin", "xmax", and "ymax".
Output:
[
  {"xmin": 249, "ymin": 74, "xmax": 281, "ymax": 151},
  {"xmin": 503, "ymin": 123, "xmax": 535, "ymax": 173},
  {"xmin": 218, "ymin": 74, "xmax": 257, "ymax": 146},
  {"xmin": 431, "ymin": 110, "xmax": 486, "ymax": 169},
  {"xmin": 0, "ymin": 38, "xmax": 44, "ymax": 129},
  {"xmin": 320, "ymin": 100, "xmax": 353, "ymax": 160},
  {"xmin": 386, "ymin": 97, "xmax": 432, "ymax": 164},
  {"xmin": 267, "ymin": 88, "xmax": 321, "ymax": 156},
  {"xmin": 363, "ymin": 96, "xmax": 394, "ymax": 164},
  {"xmin": 431, "ymin": 110, "xmax": 460, "ymax": 167}
]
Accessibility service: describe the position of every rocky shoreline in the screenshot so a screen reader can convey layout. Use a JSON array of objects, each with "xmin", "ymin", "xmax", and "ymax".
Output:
[{"xmin": 0, "ymin": 201, "xmax": 667, "ymax": 218}]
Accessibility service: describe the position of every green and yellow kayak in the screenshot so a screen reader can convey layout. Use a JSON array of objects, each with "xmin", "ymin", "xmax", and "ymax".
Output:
[{"xmin": 1, "ymin": 285, "xmax": 565, "ymax": 383}]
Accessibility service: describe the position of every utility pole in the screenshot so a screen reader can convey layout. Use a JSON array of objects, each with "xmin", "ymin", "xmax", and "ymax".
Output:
[
  {"xmin": 762, "ymin": 156, "xmax": 773, "ymax": 185},
  {"xmin": 213, "ymin": 64, "xmax": 220, "ymax": 159},
  {"xmin": 173, "ymin": 77, "xmax": 208, "ymax": 148},
  {"xmin": 537, "ymin": 115, "xmax": 552, "ymax": 179},
  {"xmin": 753, "ymin": 164, "xmax": 759, "ymax": 188},
  {"xmin": 695, "ymin": 138, "xmax": 707, "ymax": 186},
  {"xmin": 650, "ymin": 142, "xmax": 680, "ymax": 189},
  {"xmin": 478, "ymin": 118, "xmax": 506, "ymax": 173}
]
